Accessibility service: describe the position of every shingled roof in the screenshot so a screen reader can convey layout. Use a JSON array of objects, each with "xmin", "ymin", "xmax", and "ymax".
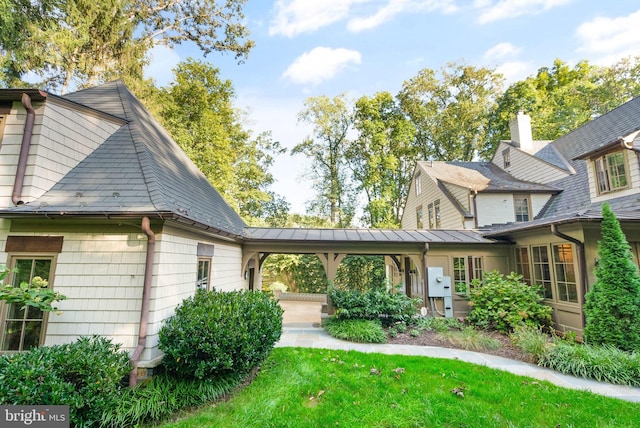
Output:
[{"xmin": 0, "ymin": 81, "xmax": 247, "ymax": 238}]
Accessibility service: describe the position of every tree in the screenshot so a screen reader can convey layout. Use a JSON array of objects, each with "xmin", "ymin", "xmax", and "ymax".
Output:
[
  {"xmin": 398, "ymin": 61, "xmax": 503, "ymax": 161},
  {"xmin": 0, "ymin": 0, "xmax": 254, "ymax": 93},
  {"xmin": 158, "ymin": 59, "xmax": 286, "ymax": 223},
  {"xmin": 348, "ymin": 92, "xmax": 416, "ymax": 227},
  {"xmin": 583, "ymin": 204, "xmax": 640, "ymax": 351},
  {"xmin": 486, "ymin": 58, "xmax": 640, "ymax": 156},
  {"xmin": 293, "ymin": 94, "xmax": 356, "ymax": 227}
]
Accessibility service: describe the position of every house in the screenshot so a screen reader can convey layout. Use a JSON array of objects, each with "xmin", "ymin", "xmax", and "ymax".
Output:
[
  {"xmin": 0, "ymin": 82, "xmax": 252, "ymax": 381},
  {"xmin": 0, "ymin": 81, "xmax": 511, "ymax": 382},
  {"xmin": 403, "ymin": 103, "xmax": 640, "ymax": 333}
]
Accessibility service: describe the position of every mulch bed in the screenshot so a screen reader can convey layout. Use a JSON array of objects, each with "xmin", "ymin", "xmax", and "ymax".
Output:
[{"xmin": 385, "ymin": 329, "xmax": 532, "ymax": 363}]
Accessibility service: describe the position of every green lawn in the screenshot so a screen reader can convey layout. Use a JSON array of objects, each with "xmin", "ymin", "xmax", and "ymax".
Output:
[{"xmin": 161, "ymin": 347, "xmax": 640, "ymax": 427}]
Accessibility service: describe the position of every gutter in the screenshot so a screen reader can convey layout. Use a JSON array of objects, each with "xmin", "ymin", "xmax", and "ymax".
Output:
[
  {"xmin": 12, "ymin": 93, "xmax": 35, "ymax": 205},
  {"xmin": 550, "ymin": 224, "xmax": 588, "ymax": 329},
  {"xmin": 129, "ymin": 216, "xmax": 155, "ymax": 386}
]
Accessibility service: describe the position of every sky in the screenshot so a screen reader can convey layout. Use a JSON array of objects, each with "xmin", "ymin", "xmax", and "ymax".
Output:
[{"xmin": 144, "ymin": 0, "xmax": 640, "ymax": 216}]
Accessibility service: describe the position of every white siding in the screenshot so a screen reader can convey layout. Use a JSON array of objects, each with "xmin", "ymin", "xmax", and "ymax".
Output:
[
  {"xmin": 442, "ymin": 183, "xmax": 469, "ymax": 212},
  {"xmin": 0, "ymin": 100, "xmax": 122, "ymax": 206},
  {"xmin": 531, "ymin": 193, "xmax": 552, "ymax": 218},
  {"xmin": 475, "ymin": 194, "xmax": 515, "ymax": 227},
  {"xmin": 492, "ymin": 142, "xmax": 570, "ymax": 184}
]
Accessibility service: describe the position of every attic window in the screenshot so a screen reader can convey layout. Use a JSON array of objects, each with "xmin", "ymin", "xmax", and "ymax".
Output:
[
  {"xmin": 502, "ymin": 148, "xmax": 510, "ymax": 168},
  {"xmin": 0, "ymin": 101, "xmax": 10, "ymax": 146},
  {"xmin": 594, "ymin": 151, "xmax": 628, "ymax": 194},
  {"xmin": 415, "ymin": 172, "xmax": 422, "ymax": 195}
]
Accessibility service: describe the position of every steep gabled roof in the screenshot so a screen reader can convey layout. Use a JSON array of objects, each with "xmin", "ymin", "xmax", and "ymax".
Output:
[
  {"xmin": 418, "ymin": 161, "xmax": 560, "ymax": 193},
  {"xmin": 0, "ymin": 81, "xmax": 246, "ymax": 238}
]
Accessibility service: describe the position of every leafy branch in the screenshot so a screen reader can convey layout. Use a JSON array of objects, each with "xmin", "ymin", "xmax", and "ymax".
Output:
[{"xmin": 0, "ymin": 268, "xmax": 66, "ymax": 312}]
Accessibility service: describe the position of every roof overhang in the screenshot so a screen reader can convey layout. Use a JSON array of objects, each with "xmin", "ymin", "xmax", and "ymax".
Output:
[{"xmin": 573, "ymin": 129, "xmax": 640, "ymax": 160}]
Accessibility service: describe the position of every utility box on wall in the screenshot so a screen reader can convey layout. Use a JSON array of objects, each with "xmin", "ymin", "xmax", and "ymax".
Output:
[{"xmin": 427, "ymin": 267, "xmax": 453, "ymax": 318}]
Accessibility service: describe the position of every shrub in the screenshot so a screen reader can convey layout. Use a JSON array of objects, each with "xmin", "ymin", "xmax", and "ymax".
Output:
[
  {"xmin": 584, "ymin": 203, "xmax": 640, "ymax": 352},
  {"xmin": 538, "ymin": 341, "xmax": 640, "ymax": 386},
  {"xmin": 328, "ymin": 286, "xmax": 420, "ymax": 327},
  {"xmin": 439, "ymin": 326, "xmax": 502, "ymax": 352},
  {"xmin": 0, "ymin": 336, "xmax": 132, "ymax": 427},
  {"xmin": 510, "ymin": 325, "xmax": 552, "ymax": 362},
  {"xmin": 415, "ymin": 316, "xmax": 463, "ymax": 333},
  {"xmin": 323, "ymin": 317, "xmax": 387, "ymax": 343},
  {"xmin": 159, "ymin": 289, "xmax": 283, "ymax": 380},
  {"xmin": 467, "ymin": 271, "xmax": 553, "ymax": 333},
  {"xmin": 100, "ymin": 371, "xmax": 243, "ymax": 427}
]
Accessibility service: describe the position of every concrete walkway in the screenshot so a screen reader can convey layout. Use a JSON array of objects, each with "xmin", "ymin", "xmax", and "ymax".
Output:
[{"xmin": 276, "ymin": 301, "xmax": 640, "ymax": 403}]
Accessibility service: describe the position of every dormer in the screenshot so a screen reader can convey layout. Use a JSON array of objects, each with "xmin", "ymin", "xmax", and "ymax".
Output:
[{"xmin": 574, "ymin": 130, "xmax": 640, "ymax": 203}]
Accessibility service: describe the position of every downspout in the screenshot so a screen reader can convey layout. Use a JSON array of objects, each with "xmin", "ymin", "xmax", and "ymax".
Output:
[
  {"xmin": 129, "ymin": 217, "xmax": 155, "ymax": 386},
  {"xmin": 550, "ymin": 224, "xmax": 588, "ymax": 329},
  {"xmin": 422, "ymin": 243, "xmax": 433, "ymax": 316},
  {"xmin": 12, "ymin": 93, "xmax": 35, "ymax": 205},
  {"xmin": 472, "ymin": 191, "xmax": 479, "ymax": 229}
]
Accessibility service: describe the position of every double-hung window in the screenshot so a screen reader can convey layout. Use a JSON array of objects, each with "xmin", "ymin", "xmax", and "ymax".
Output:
[
  {"xmin": 416, "ymin": 206, "xmax": 424, "ymax": 229},
  {"xmin": 514, "ymin": 195, "xmax": 531, "ymax": 222},
  {"xmin": 427, "ymin": 200, "xmax": 441, "ymax": 229},
  {"xmin": 453, "ymin": 256, "xmax": 483, "ymax": 295}
]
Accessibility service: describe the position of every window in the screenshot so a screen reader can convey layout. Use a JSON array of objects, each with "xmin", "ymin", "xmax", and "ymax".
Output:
[
  {"xmin": 197, "ymin": 258, "xmax": 211, "ymax": 291},
  {"xmin": 416, "ymin": 206, "xmax": 424, "ymax": 228},
  {"xmin": 503, "ymin": 148, "xmax": 511, "ymax": 168},
  {"xmin": 453, "ymin": 256, "xmax": 483, "ymax": 295},
  {"xmin": 553, "ymin": 244, "xmax": 578, "ymax": 303},
  {"xmin": 514, "ymin": 195, "xmax": 531, "ymax": 222},
  {"xmin": 428, "ymin": 200, "xmax": 441, "ymax": 229},
  {"xmin": 595, "ymin": 151, "xmax": 628, "ymax": 194},
  {"xmin": 1, "ymin": 257, "xmax": 54, "ymax": 352},
  {"xmin": 415, "ymin": 172, "xmax": 422, "ymax": 195},
  {"xmin": 514, "ymin": 247, "xmax": 532, "ymax": 285},
  {"xmin": 531, "ymin": 245, "xmax": 553, "ymax": 299}
]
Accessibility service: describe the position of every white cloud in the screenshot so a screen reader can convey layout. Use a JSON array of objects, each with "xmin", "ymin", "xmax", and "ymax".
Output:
[
  {"xmin": 496, "ymin": 61, "xmax": 534, "ymax": 84},
  {"xmin": 575, "ymin": 9, "xmax": 640, "ymax": 65},
  {"xmin": 477, "ymin": 0, "xmax": 573, "ymax": 25},
  {"xmin": 484, "ymin": 42, "xmax": 522, "ymax": 61},
  {"xmin": 348, "ymin": 0, "xmax": 458, "ymax": 32},
  {"xmin": 144, "ymin": 45, "xmax": 181, "ymax": 87},
  {"xmin": 269, "ymin": 0, "xmax": 367, "ymax": 37},
  {"xmin": 282, "ymin": 47, "xmax": 362, "ymax": 85}
]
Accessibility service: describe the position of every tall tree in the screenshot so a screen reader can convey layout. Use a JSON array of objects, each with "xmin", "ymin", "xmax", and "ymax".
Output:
[
  {"xmin": 398, "ymin": 61, "xmax": 503, "ymax": 161},
  {"xmin": 584, "ymin": 204, "xmax": 640, "ymax": 351},
  {"xmin": 293, "ymin": 94, "xmax": 356, "ymax": 227},
  {"xmin": 348, "ymin": 91, "xmax": 416, "ymax": 227},
  {"xmin": 158, "ymin": 59, "xmax": 285, "ymax": 222},
  {"xmin": 0, "ymin": 0, "xmax": 253, "ymax": 93}
]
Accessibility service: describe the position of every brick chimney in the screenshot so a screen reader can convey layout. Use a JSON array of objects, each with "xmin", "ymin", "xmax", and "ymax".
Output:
[{"xmin": 509, "ymin": 111, "xmax": 534, "ymax": 154}]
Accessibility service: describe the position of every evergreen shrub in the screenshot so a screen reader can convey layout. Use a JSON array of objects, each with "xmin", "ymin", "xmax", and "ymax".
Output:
[
  {"xmin": 159, "ymin": 289, "xmax": 283, "ymax": 380},
  {"xmin": 584, "ymin": 203, "xmax": 640, "ymax": 351},
  {"xmin": 0, "ymin": 336, "xmax": 132, "ymax": 427},
  {"xmin": 328, "ymin": 286, "xmax": 420, "ymax": 327}
]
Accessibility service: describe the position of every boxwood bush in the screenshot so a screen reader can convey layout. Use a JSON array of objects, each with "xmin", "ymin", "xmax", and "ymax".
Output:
[
  {"xmin": 467, "ymin": 271, "xmax": 553, "ymax": 333},
  {"xmin": 0, "ymin": 336, "xmax": 132, "ymax": 427},
  {"xmin": 159, "ymin": 289, "xmax": 284, "ymax": 380},
  {"xmin": 328, "ymin": 286, "xmax": 420, "ymax": 327}
]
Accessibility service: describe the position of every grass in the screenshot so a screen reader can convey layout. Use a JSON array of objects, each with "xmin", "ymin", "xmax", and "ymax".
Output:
[
  {"xmin": 438, "ymin": 326, "xmax": 502, "ymax": 351},
  {"xmin": 323, "ymin": 318, "xmax": 387, "ymax": 343},
  {"xmin": 161, "ymin": 347, "xmax": 640, "ymax": 428}
]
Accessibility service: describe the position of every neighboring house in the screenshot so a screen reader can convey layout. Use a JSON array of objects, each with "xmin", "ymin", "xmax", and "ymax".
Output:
[{"xmin": 402, "ymin": 103, "xmax": 640, "ymax": 333}]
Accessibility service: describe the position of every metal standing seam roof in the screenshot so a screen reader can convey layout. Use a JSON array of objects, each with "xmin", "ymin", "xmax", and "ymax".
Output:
[
  {"xmin": 0, "ymin": 81, "xmax": 247, "ymax": 238},
  {"xmin": 243, "ymin": 227, "xmax": 499, "ymax": 244}
]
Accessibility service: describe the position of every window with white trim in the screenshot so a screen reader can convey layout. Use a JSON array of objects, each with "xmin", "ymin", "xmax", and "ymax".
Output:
[
  {"xmin": 416, "ymin": 206, "xmax": 424, "ymax": 229},
  {"xmin": 428, "ymin": 200, "xmax": 441, "ymax": 229},
  {"xmin": 1, "ymin": 257, "xmax": 55, "ymax": 352},
  {"xmin": 415, "ymin": 172, "xmax": 422, "ymax": 195},
  {"xmin": 514, "ymin": 195, "xmax": 531, "ymax": 222},
  {"xmin": 594, "ymin": 151, "xmax": 628, "ymax": 194},
  {"xmin": 196, "ymin": 243, "xmax": 214, "ymax": 291}
]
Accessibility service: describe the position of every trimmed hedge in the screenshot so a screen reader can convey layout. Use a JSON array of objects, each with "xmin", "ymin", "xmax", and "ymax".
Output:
[
  {"xmin": 159, "ymin": 289, "xmax": 283, "ymax": 380},
  {"xmin": 329, "ymin": 286, "xmax": 420, "ymax": 327}
]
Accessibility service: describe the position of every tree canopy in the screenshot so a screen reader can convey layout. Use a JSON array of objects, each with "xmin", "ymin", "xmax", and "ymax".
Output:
[{"xmin": 0, "ymin": 0, "xmax": 253, "ymax": 93}]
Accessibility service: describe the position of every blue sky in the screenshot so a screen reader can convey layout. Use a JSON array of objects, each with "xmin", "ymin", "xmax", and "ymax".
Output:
[{"xmin": 145, "ymin": 0, "xmax": 640, "ymax": 216}]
